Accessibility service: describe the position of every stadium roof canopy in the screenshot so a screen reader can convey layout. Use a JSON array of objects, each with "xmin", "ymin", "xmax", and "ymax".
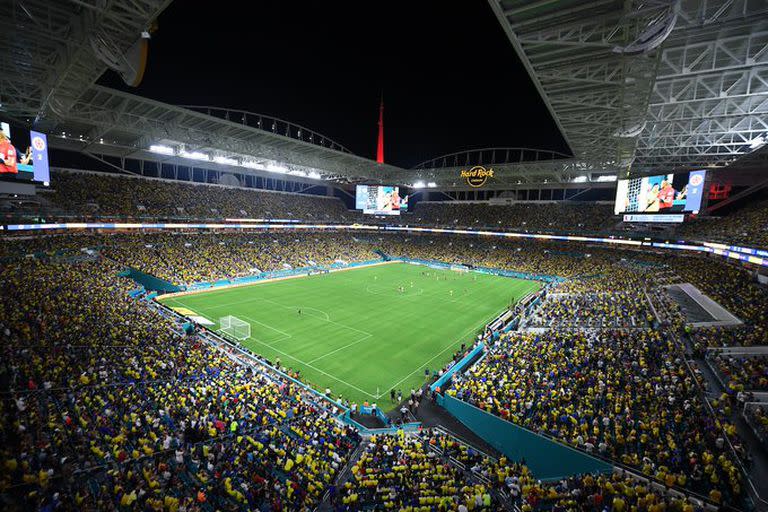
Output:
[
  {"xmin": 1, "ymin": 0, "xmax": 766, "ymax": 189},
  {"xmin": 0, "ymin": 0, "xmax": 403, "ymax": 185},
  {"xmin": 0, "ymin": 0, "xmax": 173, "ymax": 123},
  {"xmin": 407, "ymin": 0, "xmax": 768, "ymax": 188},
  {"xmin": 37, "ymin": 85, "xmax": 406, "ymax": 184}
]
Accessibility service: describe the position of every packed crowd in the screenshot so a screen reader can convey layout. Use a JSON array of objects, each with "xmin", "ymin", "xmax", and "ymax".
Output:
[
  {"xmin": 527, "ymin": 292, "xmax": 654, "ymax": 329},
  {"xmin": 744, "ymin": 404, "xmax": 768, "ymax": 445},
  {"xmin": 449, "ymin": 328, "xmax": 745, "ymax": 505},
  {"xmin": 377, "ymin": 236, "xmax": 620, "ymax": 280},
  {"xmin": 438, "ymin": 436, "xmax": 710, "ymax": 512},
  {"xmin": 406, "ymin": 202, "xmax": 616, "ymax": 233},
  {"xmin": 2, "ymin": 224, "xmax": 764, "ymax": 509},
  {"xmin": 47, "ymin": 171, "xmax": 623, "ymax": 234},
  {"xmin": 0, "ymin": 233, "xmax": 90, "ymax": 260},
  {"xmin": 3, "ymin": 231, "xmax": 625, "ymax": 286},
  {"xmin": 533, "ymin": 472, "xmax": 716, "ymax": 512},
  {"xmin": 37, "ymin": 168, "xmax": 768, "ymax": 254},
  {"xmin": 518, "ymin": 259, "xmax": 662, "ymax": 329},
  {"xmin": 0, "ymin": 256, "xmax": 362, "ymax": 510},
  {"xmin": 47, "ymin": 171, "xmax": 352, "ymax": 221},
  {"xmin": 336, "ymin": 430, "xmax": 711, "ymax": 512},
  {"xmin": 676, "ymin": 196, "xmax": 768, "ymax": 248},
  {"xmin": 709, "ymin": 354, "xmax": 768, "ymax": 392},
  {"xmin": 335, "ymin": 432, "xmax": 499, "ymax": 511},
  {"xmin": 100, "ymin": 232, "xmax": 375, "ymax": 285}
]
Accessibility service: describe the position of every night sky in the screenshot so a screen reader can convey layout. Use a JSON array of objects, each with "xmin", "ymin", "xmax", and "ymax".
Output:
[{"xmin": 99, "ymin": 0, "xmax": 568, "ymax": 168}]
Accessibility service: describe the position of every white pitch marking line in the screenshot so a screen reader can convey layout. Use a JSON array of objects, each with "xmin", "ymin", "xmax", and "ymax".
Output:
[
  {"xmin": 170, "ymin": 267, "xmax": 535, "ymax": 399},
  {"xmin": 241, "ymin": 315, "xmax": 293, "ymax": 339},
  {"xmin": 306, "ymin": 333, "xmax": 373, "ymax": 365},
  {"xmin": 384, "ymin": 309, "xmax": 502, "ymax": 393},
  {"xmin": 176, "ymin": 294, "xmax": 372, "ymax": 338},
  {"xmin": 263, "ymin": 335, "xmax": 293, "ymax": 346},
  {"xmin": 293, "ymin": 306, "xmax": 330, "ymax": 321},
  {"xmin": 246, "ymin": 336, "xmax": 378, "ymax": 399},
  {"xmin": 253, "ymin": 296, "xmax": 374, "ymax": 338}
]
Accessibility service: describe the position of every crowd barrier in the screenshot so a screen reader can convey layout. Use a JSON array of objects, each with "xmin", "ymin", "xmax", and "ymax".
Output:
[
  {"xmin": 339, "ymin": 407, "xmax": 424, "ymax": 435},
  {"xmin": 167, "ymin": 257, "xmax": 553, "ymax": 297},
  {"xmin": 118, "ymin": 268, "xmax": 181, "ymax": 293},
  {"xmin": 182, "ymin": 258, "xmax": 387, "ymax": 292},
  {"xmin": 430, "ymin": 342, "xmax": 485, "ymax": 393},
  {"xmin": 397, "ymin": 257, "xmax": 562, "ymax": 283},
  {"xmin": 437, "ymin": 393, "xmax": 613, "ymax": 480}
]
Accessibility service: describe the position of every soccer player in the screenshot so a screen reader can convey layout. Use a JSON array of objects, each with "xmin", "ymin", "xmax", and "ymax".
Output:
[
  {"xmin": 0, "ymin": 132, "xmax": 18, "ymax": 175},
  {"xmin": 658, "ymin": 179, "xmax": 676, "ymax": 210}
]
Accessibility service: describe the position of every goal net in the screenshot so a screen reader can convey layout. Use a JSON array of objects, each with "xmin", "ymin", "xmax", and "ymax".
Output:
[{"xmin": 219, "ymin": 315, "xmax": 251, "ymax": 341}]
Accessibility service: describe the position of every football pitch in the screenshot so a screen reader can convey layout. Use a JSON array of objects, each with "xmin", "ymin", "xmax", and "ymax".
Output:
[{"xmin": 158, "ymin": 262, "xmax": 540, "ymax": 410}]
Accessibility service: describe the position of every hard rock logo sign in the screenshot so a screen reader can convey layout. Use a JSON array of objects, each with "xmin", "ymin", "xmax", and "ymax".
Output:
[{"xmin": 460, "ymin": 166, "xmax": 494, "ymax": 187}]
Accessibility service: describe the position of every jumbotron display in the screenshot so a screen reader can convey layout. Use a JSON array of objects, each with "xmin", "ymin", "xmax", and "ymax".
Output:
[
  {"xmin": 0, "ymin": 121, "xmax": 51, "ymax": 185},
  {"xmin": 614, "ymin": 170, "xmax": 706, "ymax": 221},
  {"xmin": 355, "ymin": 185, "xmax": 408, "ymax": 215}
]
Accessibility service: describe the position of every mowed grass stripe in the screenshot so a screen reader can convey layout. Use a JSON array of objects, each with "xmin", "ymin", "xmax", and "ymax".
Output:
[{"xmin": 159, "ymin": 263, "xmax": 540, "ymax": 409}]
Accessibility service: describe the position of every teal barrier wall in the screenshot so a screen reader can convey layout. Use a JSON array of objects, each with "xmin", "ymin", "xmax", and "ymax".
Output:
[
  {"xmin": 439, "ymin": 394, "xmax": 612, "ymax": 480},
  {"xmin": 119, "ymin": 268, "xmax": 181, "ymax": 293},
  {"xmin": 185, "ymin": 258, "xmax": 386, "ymax": 291},
  {"xmin": 398, "ymin": 257, "xmax": 562, "ymax": 283},
  {"xmin": 430, "ymin": 343, "xmax": 485, "ymax": 393}
]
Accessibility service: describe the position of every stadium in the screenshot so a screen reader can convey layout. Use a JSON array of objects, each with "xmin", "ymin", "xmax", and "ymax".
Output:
[{"xmin": 2, "ymin": 1, "xmax": 768, "ymax": 511}]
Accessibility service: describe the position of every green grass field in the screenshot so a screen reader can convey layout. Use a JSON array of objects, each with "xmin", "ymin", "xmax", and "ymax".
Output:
[{"xmin": 159, "ymin": 262, "xmax": 540, "ymax": 410}]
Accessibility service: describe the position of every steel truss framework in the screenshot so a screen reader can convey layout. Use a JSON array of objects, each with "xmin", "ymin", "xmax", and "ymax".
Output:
[
  {"xmin": 486, "ymin": 0, "xmax": 768, "ymax": 172},
  {"xmin": 1, "ymin": 0, "xmax": 767, "ymax": 191},
  {"xmin": 0, "ymin": 0, "xmax": 399, "ymax": 185},
  {"xmin": 401, "ymin": 147, "xmax": 620, "ymax": 187},
  {"xmin": 0, "ymin": 0, "xmax": 173, "ymax": 122},
  {"xmin": 47, "ymin": 85, "xmax": 403, "ymax": 184}
]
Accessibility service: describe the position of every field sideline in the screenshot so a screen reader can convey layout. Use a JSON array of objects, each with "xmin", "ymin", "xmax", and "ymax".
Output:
[{"xmin": 158, "ymin": 262, "xmax": 540, "ymax": 409}]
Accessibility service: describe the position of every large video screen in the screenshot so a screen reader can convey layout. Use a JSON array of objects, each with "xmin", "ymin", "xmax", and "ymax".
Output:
[
  {"xmin": 614, "ymin": 170, "xmax": 705, "ymax": 216},
  {"xmin": 355, "ymin": 185, "xmax": 408, "ymax": 215},
  {"xmin": 0, "ymin": 122, "xmax": 51, "ymax": 185}
]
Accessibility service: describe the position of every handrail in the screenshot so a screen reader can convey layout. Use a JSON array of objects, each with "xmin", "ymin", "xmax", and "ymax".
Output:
[
  {"xmin": 447, "ymin": 320, "xmax": 731, "ymax": 510},
  {"xmin": 413, "ymin": 147, "xmax": 572, "ymax": 169},
  {"xmin": 179, "ymin": 105, "xmax": 352, "ymax": 154}
]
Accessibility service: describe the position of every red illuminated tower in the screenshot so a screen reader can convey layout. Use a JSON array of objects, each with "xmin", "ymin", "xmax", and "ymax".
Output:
[{"xmin": 376, "ymin": 95, "xmax": 384, "ymax": 164}]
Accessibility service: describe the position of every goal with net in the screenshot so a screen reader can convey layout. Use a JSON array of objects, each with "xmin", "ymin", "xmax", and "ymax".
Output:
[{"xmin": 219, "ymin": 315, "xmax": 251, "ymax": 340}]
